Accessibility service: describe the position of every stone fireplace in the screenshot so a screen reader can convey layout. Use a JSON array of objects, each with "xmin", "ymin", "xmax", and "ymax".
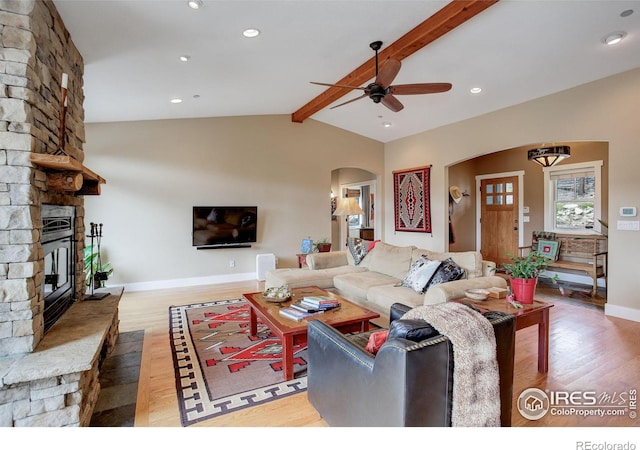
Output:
[{"xmin": 0, "ymin": 1, "xmax": 119, "ymax": 426}]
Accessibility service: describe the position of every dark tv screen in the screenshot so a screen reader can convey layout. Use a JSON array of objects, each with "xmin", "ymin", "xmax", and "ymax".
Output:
[{"xmin": 192, "ymin": 206, "xmax": 257, "ymax": 247}]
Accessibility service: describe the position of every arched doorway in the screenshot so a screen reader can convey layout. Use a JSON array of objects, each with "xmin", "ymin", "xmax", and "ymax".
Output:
[
  {"xmin": 331, "ymin": 167, "xmax": 380, "ymax": 250},
  {"xmin": 447, "ymin": 141, "xmax": 608, "ymax": 290}
]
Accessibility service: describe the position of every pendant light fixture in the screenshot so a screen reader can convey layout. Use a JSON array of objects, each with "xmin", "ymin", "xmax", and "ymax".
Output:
[{"xmin": 527, "ymin": 145, "xmax": 571, "ymax": 168}]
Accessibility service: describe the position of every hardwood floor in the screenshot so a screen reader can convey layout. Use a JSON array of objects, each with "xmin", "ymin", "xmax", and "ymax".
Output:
[{"xmin": 119, "ymin": 280, "xmax": 640, "ymax": 431}]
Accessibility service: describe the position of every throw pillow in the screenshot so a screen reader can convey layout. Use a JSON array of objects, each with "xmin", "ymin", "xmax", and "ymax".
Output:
[
  {"xmin": 348, "ymin": 237, "xmax": 372, "ymax": 265},
  {"xmin": 537, "ymin": 239, "xmax": 560, "ymax": 261},
  {"xmin": 425, "ymin": 257, "xmax": 466, "ymax": 289},
  {"xmin": 388, "ymin": 319, "xmax": 440, "ymax": 342},
  {"xmin": 400, "ymin": 256, "xmax": 442, "ymax": 294},
  {"xmin": 364, "ymin": 330, "xmax": 389, "ymax": 355},
  {"xmin": 532, "ymin": 231, "xmax": 556, "ymax": 251}
]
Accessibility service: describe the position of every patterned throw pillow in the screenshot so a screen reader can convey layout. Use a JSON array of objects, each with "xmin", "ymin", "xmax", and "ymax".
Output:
[
  {"xmin": 425, "ymin": 257, "xmax": 466, "ymax": 289},
  {"xmin": 532, "ymin": 231, "xmax": 556, "ymax": 251},
  {"xmin": 400, "ymin": 256, "xmax": 442, "ymax": 294},
  {"xmin": 348, "ymin": 237, "xmax": 372, "ymax": 265}
]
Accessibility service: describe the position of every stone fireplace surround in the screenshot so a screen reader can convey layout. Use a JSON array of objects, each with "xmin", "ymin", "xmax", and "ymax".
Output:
[{"xmin": 1, "ymin": 1, "xmax": 119, "ymax": 426}]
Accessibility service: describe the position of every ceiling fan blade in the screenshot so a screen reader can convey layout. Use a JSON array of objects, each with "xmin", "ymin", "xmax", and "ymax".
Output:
[
  {"xmin": 381, "ymin": 94, "xmax": 404, "ymax": 112},
  {"xmin": 389, "ymin": 83, "xmax": 453, "ymax": 95},
  {"xmin": 311, "ymin": 81, "xmax": 366, "ymax": 90},
  {"xmin": 329, "ymin": 93, "xmax": 368, "ymax": 109},
  {"xmin": 375, "ymin": 58, "xmax": 401, "ymax": 89}
]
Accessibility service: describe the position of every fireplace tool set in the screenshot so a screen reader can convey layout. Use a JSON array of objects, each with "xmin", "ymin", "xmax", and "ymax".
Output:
[{"xmin": 86, "ymin": 222, "xmax": 110, "ymax": 301}]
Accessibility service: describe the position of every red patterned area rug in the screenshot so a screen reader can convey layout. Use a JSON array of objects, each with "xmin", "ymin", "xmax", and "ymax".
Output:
[{"xmin": 169, "ymin": 299, "xmax": 308, "ymax": 426}]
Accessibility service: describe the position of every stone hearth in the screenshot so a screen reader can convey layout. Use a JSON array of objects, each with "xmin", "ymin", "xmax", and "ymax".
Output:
[
  {"xmin": 0, "ymin": 1, "xmax": 117, "ymax": 426},
  {"xmin": 0, "ymin": 288, "xmax": 122, "ymax": 426}
]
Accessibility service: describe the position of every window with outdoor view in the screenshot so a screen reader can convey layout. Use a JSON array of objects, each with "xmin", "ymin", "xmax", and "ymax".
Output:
[{"xmin": 543, "ymin": 161, "xmax": 603, "ymax": 233}]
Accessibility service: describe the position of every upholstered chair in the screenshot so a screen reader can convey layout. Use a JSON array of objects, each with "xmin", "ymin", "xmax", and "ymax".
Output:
[{"xmin": 306, "ymin": 302, "xmax": 516, "ymax": 427}]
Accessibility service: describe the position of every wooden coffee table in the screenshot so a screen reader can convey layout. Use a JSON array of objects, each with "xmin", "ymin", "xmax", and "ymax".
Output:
[
  {"xmin": 242, "ymin": 286, "xmax": 379, "ymax": 381},
  {"xmin": 451, "ymin": 296, "xmax": 554, "ymax": 373}
]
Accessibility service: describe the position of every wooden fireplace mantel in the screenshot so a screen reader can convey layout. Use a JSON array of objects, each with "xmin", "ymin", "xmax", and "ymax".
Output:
[{"xmin": 30, "ymin": 153, "xmax": 106, "ymax": 195}]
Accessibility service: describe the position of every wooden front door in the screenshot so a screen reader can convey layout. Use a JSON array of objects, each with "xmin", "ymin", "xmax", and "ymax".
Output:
[{"xmin": 480, "ymin": 176, "xmax": 519, "ymax": 267}]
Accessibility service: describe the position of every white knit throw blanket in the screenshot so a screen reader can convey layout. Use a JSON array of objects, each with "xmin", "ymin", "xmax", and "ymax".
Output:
[{"xmin": 402, "ymin": 302, "xmax": 501, "ymax": 427}]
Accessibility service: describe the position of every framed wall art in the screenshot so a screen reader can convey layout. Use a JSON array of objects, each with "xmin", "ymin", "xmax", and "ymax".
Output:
[{"xmin": 393, "ymin": 165, "xmax": 432, "ymax": 233}]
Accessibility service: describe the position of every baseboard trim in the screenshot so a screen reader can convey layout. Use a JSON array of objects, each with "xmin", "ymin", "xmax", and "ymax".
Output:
[
  {"xmin": 604, "ymin": 303, "xmax": 640, "ymax": 323},
  {"xmin": 114, "ymin": 272, "xmax": 257, "ymax": 292}
]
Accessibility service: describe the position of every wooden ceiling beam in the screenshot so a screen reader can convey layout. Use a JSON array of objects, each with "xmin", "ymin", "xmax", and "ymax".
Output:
[{"xmin": 291, "ymin": 0, "xmax": 499, "ymax": 123}]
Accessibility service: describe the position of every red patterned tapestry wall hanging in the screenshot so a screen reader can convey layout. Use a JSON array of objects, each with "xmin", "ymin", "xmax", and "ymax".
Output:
[{"xmin": 393, "ymin": 165, "xmax": 432, "ymax": 233}]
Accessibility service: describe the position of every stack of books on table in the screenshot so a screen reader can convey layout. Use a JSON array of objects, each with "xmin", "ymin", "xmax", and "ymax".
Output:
[
  {"xmin": 278, "ymin": 307, "xmax": 323, "ymax": 322},
  {"xmin": 279, "ymin": 295, "xmax": 341, "ymax": 321},
  {"xmin": 298, "ymin": 295, "xmax": 341, "ymax": 311}
]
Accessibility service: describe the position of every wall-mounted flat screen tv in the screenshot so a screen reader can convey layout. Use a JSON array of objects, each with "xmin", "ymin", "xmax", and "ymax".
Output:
[{"xmin": 192, "ymin": 206, "xmax": 257, "ymax": 247}]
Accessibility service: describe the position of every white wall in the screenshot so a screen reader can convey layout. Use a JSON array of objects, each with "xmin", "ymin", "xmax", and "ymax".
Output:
[
  {"xmin": 83, "ymin": 115, "xmax": 383, "ymax": 290},
  {"xmin": 384, "ymin": 68, "xmax": 640, "ymax": 322}
]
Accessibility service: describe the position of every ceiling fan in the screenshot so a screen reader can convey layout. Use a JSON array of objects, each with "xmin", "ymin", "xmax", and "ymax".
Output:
[{"xmin": 311, "ymin": 41, "xmax": 452, "ymax": 112}]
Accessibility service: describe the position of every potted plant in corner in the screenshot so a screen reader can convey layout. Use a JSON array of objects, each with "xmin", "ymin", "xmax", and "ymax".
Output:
[
  {"xmin": 313, "ymin": 238, "xmax": 332, "ymax": 253},
  {"xmin": 501, "ymin": 250, "xmax": 550, "ymax": 304},
  {"xmin": 84, "ymin": 245, "xmax": 113, "ymax": 289}
]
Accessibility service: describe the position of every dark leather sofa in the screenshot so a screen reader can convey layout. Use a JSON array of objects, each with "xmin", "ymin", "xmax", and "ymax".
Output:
[{"xmin": 307, "ymin": 302, "xmax": 516, "ymax": 427}]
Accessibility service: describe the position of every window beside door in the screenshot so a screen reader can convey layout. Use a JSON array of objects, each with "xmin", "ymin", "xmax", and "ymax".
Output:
[{"xmin": 544, "ymin": 160, "xmax": 603, "ymax": 233}]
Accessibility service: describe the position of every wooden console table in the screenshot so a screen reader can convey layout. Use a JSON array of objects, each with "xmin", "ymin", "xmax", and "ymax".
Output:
[
  {"xmin": 359, "ymin": 228, "xmax": 374, "ymax": 240},
  {"xmin": 452, "ymin": 297, "xmax": 553, "ymax": 373}
]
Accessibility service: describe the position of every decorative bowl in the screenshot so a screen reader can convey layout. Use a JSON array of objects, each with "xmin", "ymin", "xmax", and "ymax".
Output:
[
  {"xmin": 464, "ymin": 288, "xmax": 490, "ymax": 301},
  {"xmin": 263, "ymin": 286, "xmax": 292, "ymax": 302}
]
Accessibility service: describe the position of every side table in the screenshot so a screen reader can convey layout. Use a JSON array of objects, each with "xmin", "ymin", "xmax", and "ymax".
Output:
[
  {"xmin": 451, "ymin": 297, "xmax": 553, "ymax": 373},
  {"xmin": 296, "ymin": 253, "xmax": 309, "ymax": 268}
]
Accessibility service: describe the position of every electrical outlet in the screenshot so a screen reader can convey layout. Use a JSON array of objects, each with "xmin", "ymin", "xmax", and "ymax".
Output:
[{"xmin": 229, "ymin": 259, "xmax": 235, "ymax": 268}]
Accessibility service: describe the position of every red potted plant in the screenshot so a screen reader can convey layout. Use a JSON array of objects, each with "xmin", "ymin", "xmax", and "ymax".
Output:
[{"xmin": 502, "ymin": 250, "xmax": 550, "ymax": 304}]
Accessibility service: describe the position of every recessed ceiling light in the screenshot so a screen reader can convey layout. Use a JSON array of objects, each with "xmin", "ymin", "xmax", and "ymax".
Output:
[
  {"xmin": 179, "ymin": 55, "xmax": 190, "ymax": 62},
  {"xmin": 187, "ymin": 0, "xmax": 202, "ymax": 10},
  {"xmin": 470, "ymin": 87, "xmax": 482, "ymax": 94},
  {"xmin": 170, "ymin": 98, "xmax": 183, "ymax": 104},
  {"xmin": 602, "ymin": 31, "xmax": 627, "ymax": 46},
  {"xmin": 382, "ymin": 122, "xmax": 392, "ymax": 128},
  {"xmin": 243, "ymin": 28, "xmax": 260, "ymax": 38}
]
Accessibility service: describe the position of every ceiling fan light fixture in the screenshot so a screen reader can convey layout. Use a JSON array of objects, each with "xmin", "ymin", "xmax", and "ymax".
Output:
[
  {"xmin": 602, "ymin": 31, "xmax": 626, "ymax": 45},
  {"xmin": 528, "ymin": 145, "xmax": 570, "ymax": 167}
]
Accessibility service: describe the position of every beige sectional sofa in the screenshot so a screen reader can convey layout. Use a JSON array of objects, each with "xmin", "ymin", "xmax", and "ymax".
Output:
[{"xmin": 265, "ymin": 241, "xmax": 507, "ymax": 317}]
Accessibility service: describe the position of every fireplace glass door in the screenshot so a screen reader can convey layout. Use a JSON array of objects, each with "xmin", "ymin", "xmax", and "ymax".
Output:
[{"xmin": 41, "ymin": 205, "xmax": 76, "ymax": 332}]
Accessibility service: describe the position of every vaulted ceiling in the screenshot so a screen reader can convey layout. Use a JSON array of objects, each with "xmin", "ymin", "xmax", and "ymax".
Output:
[{"xmin": 54, "ymin": 0, "xmax": 640, "ymax": 143}]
